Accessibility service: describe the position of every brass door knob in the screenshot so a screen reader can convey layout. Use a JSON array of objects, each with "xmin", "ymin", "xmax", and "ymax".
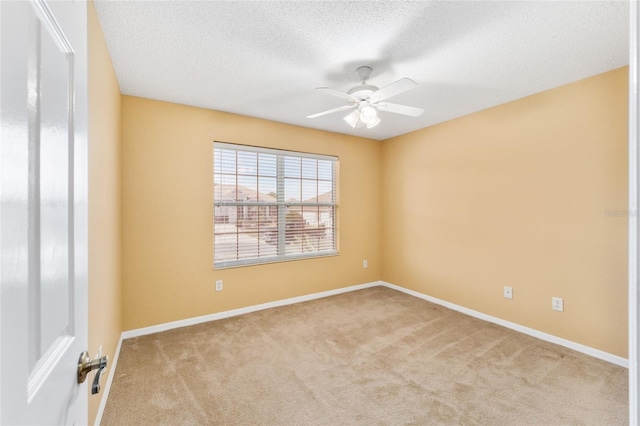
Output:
[{"xmin": 77, "ymin": 351, "xmax": 108, "ymax": 394}]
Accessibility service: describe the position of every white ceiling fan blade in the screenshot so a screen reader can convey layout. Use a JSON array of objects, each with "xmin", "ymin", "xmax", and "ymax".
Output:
[
  {"xmin": 316, "ymin": 87, "xmax": 356, "ymax": 101},
  {"xmin": 375, "ymin": 102, "xmax": 425, "ymax": 117},
  {"xmin": 307, "ymin": 104, "xmax": 355, "ymax": 119},
  {"xmin": 369, "ymin": 78, "xmax": 417, "ymax": 103}
]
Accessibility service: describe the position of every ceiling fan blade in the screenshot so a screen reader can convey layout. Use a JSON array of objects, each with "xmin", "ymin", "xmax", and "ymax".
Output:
[
  {"xmin": 369, "ymin": 78, "xmax": 417, "ymax": 103},
  {"xmin": 306, "ymin": 104, "xmax": 355, "ymax": 119},
  {"xmin": 375, "ymin": 102, "xmax": 425, "ymax": 117},
  {"xmin": 316, "ymin": 87, "xmax": 356, "ymax": 101}
]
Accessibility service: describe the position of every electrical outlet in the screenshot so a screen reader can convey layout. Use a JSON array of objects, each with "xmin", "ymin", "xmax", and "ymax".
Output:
[
  {"xmin": 215, "ymin": 280, "xmax": 223, "ymax": 292},
  {"xmin": 552, "ymin": 297, "xmax": 564, "ymax": 312},
  {"xmin": 503, "ymin": 286, "xmax": 513, "ymax": 299},
  {"xmin": 363, "ymin": 260, "xmax": 368, "ymax": 268}
]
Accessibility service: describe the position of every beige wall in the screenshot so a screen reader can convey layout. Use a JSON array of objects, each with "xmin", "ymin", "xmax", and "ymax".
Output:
[
  {"xmin": 119, "ymin": 68, "xmax": 627, "ymax": 358},
  {"xmin": 382, "ymin": 67, "xmax": 628, "ymax": 357},
  {"xmin": 88, "ymin": 2, "xmax": 122, "ymax": 424},
  {"xmin": 121, "ymin": 96, "xmax": 382, "ymax": 330}
]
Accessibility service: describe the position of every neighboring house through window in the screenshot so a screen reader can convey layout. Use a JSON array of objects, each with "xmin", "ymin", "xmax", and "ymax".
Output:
[{"xmin": 213, "ymin": 142, "xmax": 338, "ymax": 268}]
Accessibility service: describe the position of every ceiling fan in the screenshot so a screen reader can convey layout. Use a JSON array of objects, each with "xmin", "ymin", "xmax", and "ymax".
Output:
[{"xmin": 307, "ymin": 66, "xmax": 425, "ymax": 129}]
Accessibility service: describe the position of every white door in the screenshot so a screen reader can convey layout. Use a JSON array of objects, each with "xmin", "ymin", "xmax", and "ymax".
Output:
[{"xmin": 1, "ymin": 0, "xmax": 88, "ymax": 424}]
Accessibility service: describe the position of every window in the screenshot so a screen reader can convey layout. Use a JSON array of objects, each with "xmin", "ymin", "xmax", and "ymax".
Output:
[{"xmin": 213, "ymin": 142, "xmax": 338, "ymax": 268}]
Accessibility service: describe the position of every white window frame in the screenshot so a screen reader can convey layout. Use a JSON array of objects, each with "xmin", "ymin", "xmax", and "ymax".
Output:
[{"xmin": 213, "ymin": 142, "xmax": 338, "ymax": 269}]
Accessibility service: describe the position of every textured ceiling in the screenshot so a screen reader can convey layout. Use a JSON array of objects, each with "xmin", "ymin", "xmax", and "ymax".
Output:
[{"xmin": 94, "ymin": 1, "xmax": 629, "ymax": 141}]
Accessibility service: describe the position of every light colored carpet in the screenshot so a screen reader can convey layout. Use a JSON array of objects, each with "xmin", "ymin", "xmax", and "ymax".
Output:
[{"xmin": 101, "ymin": 286, "xmax": 628, "ymax": 425}]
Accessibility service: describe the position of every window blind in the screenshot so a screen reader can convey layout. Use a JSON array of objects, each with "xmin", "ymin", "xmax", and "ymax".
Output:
[{"xmin": 213, "ymin": 142, "xmax": 338, "ymax": 269}]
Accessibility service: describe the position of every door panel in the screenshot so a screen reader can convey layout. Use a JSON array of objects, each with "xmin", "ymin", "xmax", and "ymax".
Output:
[
  {"xmin": 34, "ymin": 5, "xmax": 71, "ymax": 369},
  {"xmin": 1, "ymin": 0, "xmax": 88, "ymax": 424}
]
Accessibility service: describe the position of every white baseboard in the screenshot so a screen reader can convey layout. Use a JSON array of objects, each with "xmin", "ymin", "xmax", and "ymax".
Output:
[
  {"xmin": 94, "ymin": 334, "xmax": 123, "ymax": 426},
  {"xmin": 381, "ymin": 281, "xmax": 628, "ymax": 368},
  {"xmin": 121, "ymin": 281, "xmax": 382, "ymax": 340}
]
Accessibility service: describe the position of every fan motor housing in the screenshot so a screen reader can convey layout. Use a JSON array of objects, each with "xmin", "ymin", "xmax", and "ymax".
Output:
[{"xmin": 347, "ymin": 84, "xmax": 379, "ymax": 98}]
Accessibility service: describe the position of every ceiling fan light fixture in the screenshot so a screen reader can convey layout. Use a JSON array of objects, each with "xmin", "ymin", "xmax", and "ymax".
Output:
[
  {"xmin": 343, "ymin": 110, "xmax": 360, "ymax": 128},
  {"xmin": 366, "ymin": 116, "xmax": 381, "ymax": 129},
  {"xmin": 359, "ymin": 104, "xmax": 378, "ymax": 124}
]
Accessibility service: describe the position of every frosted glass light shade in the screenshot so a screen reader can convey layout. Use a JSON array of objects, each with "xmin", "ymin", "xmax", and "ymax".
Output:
[
  {"xmin": 359, "ymin": 105, "xmax": 377, "ymax": 123},
  {"xmin": 366, "ymin": 116, "xmax": 381, "ymax": 129},
  {"xmin": 343, "ymin": 110, "xmax": 360, "ymax": 128}
]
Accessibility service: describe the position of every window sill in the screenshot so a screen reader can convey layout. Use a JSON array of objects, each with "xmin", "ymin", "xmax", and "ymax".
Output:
[{"xmin": 214, "ymin": 251, "xmax": 339, "ymax": 270}]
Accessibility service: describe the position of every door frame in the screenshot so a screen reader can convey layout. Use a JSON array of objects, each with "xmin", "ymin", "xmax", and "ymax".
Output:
[{"xmin": 629, "ymin": 0, "xmax": 639, "ymax": 423}]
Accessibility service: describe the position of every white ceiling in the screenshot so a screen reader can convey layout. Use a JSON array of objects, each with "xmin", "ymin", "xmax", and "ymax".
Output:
[{"xmin": 94, "ymin": 1, "xmax": 629, "ymax": 141}]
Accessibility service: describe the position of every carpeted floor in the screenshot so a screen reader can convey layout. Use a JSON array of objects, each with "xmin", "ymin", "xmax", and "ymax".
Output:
[{"xmin": 101, "ymin": 286, "xmax": 628, "ymax": 425}]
